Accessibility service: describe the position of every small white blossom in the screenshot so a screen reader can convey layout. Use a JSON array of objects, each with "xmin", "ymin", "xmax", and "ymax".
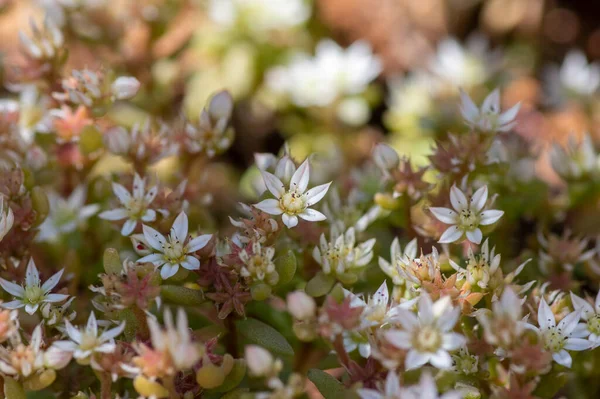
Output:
[
  {"xmin": 238, "ymin": 241, "xmax": 279, "ymax": 286},
  {"xmin": 111, "ymin": 77, "xmax": 140, "ymax": 100},
  {"xmin": 570, "ymin": 291, "xmax": 600, "ymax": 348},
  {"xmin": 245, "ymin": 345, "xmax": 282, "ymax": 377},
  {"xmin": 549, "ymin": 133, "xmax": 598, "ymax": 180},
  {"xmin": 99, "ymin": 173, "xmax": 158, "ymax": 236},
  {"xmin": 459, "ymin": 89, "xmax": 520, "ymax": 133},
  {"xmin": 385, "ymin": 294, "xmax": 465, "ymax": 370},
  {"xmin": 53, "ymin": 312, "xmax": 125, "ymax": 365},
  {"xmin": 0, "ymin": 258, "xmax": 68, "ymax": 315},
  {"xmin": 545, "ymin": 50, "xmax": 600, "ymax": 102},
  {"xmin": 430, "ymin": 185, "xmax": 503, "ymax": 245},
  {"xmin": 19, "ymin": 17, "xmax": 64, "ymax": 61},
  {"xmin": 0, "ymin": 196, "xmax": 14, "ymax": 243},
  {"xmin": 36, "ymin": 186, "xmax": 100, "ymax": 242},
  {"xmin": 528, "ymin": 299, "xmax": 590, "ymax": 368},
  {"xmin": 286, "ymin": 291, "xmax": 316, "ymax": 321},
  {"xmin": 378, "ymin": 237, "xmax": 418, "ymax": 286},
  {"xmin": 373, "ymin": 143, "xmax": 400, "ymax": 176},
  {"xmin": 137, "ymin": 212, "xmax": 212, "ymax": 279},
  {"xmin": 449, "ymin": 239, "xmax": 500, "ymax": 290},
  {"xmin": 358, "ymin": 370, "xmax": 462, "ymax": 399},
  {"xmin": 254, "ymin": 158, "xmax": 331, "ymax": 228}
]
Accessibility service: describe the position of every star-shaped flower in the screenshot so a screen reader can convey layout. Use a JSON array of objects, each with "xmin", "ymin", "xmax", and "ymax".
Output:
[{"xmin": 460, "ymin": 88, "xmax": 520, "ymax": 133}]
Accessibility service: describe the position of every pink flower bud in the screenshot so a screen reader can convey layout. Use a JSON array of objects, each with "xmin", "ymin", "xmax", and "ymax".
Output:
[{"xmin": 244, "ymin": 345, "xmax": 274, "ymax": 377}]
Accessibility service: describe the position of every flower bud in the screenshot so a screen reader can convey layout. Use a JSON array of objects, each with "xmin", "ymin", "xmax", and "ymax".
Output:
[
  {"xmin": 196, "ymin": 361, "xmax": 226, "ymax": 389},
  {"xmin": 104, "ymin": 126, "xmax": 131, "ymax": 154},
  {"xmin": 208, "ymin": 90, "xmax": 234, "ymax": 120},
  {"xmin": 373, "ymin": 143, "xmax": 400, "ymax": 171},
  {"xmin": 112, "ymin": 77, "xmax": 141, "ymax": 100},
  {"xmin": 133, "ymin": 376, "xmax": 169, "ymax": 398},
  {"xmin": 27, "ymin": 146, "xmax": 48, "ymax": 170},
  {"xmin": 23, "ymin": 369, "xmax": 56, "ymax": 391},
  {"xmin": 31, "ymin": 186, "xmax": 50, "ymax": 226},
  {"xmin": 286, "ymin": 291, "xmax": 316, "ymax": 320},
  {"xmin": 244, "ymin": 345, "xmax": 274, "ymax": 377}
]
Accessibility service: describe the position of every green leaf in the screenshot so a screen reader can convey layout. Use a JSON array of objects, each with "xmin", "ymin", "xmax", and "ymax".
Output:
[
  {"xmin": 209, "ymin": 360, "xmax": 246, "ymax": 393},
  {"xmin": 275, "ymin": 250, "xmax": 296, "ymax": 285},
  {"xmin": 250, "ymin": 283, "xmax": 272, "ymax": 301},
  {"xmin": 305, "ymin": 272, "xmax": 335, "ymax": 297},
  {"xmin": 4, "ymin": 377, "xmax": 26, "ymax": 399},
  {"xmin": 161, "ymin": 285, "xmax": 206, "ymax": 306},
  {"xmin": 117, "ymin": 308, "xmax": 138, "ymax": 341},
  {"xmin": 533, "ymin": 371, "xmax": 569, "ymax": 398},
  {"xmin": 307, "ymin": 369, "xmax": 345, "ymax": 399},
  {"xmin": 236, "ymin": 318, "xmax": 294, "ymax": 357},
  {"xmin": 103, "ymin": 248, "xmax": 122, "ymax": 274}
]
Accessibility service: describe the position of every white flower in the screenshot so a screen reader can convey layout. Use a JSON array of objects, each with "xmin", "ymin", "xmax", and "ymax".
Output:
[
  {"xmin": 312, "ymin": 227, "xmax": 375, "ymax": 282},
  {"xmin": 19, "ymin": 17, "xmax": 64, "ymax": 61},
  {"xmin": 373, "ymin": 143, "xmax": 400, "ymax": 175},
  {"xmin": 357, "ymin": 371, "xmax": 402, "ymax": 399},
  {"xmin": 559, "ymin": 50, "xmax": 600, "ymax": 95},
  {"xmin": 111, "ymin": 76, "xmax": 140, "ymax": 100},
  {"xmin": 459, "ymin": 89, "xmax": 520, "ymax": 133},
  {"xmin": 137, "ymin": 212, "xmax": 212, "ymax": 279},
  {"xmin": 254, "ymin": 158, "xmax": 331, "ymax": 228},
  {"xmin": 245, "ymin": 345, "xmax": 281, "ymax": 377},
  {"xmin": 53, "ymin": 312, "xmax": 125, "ymax": 365},
  {"xmin": 0, "ymin": 258, "xmax": 68, "ymax": 315},
  {"xmin": 385, "ymin": 293, "xmax": 465, "ymax": 370},
  {"xmin": 549, "ymin": 133, "xmax": 598, "ymax": 180},
  {"xmin": 528, "ymin": 299, "xmax": 590, "ymax": 368},
  {"xmin": 36, "ymin": 185, "xmax": 100, "ymax": 242},
  {"xmin": 358, "ymin": 370, "xmax": 461, "ymax": 399},
  {"xmin": 475, "ymin": 287, "xmax": 527, "ymax": 349},
  {"xmin": 238, "ymin": 241, "xmax": 279, "ymax": 286},
  {"xmin": 99, "ymin": 173, "xmax": 158, "ymax": 236},
  {"xmin": 286, "ymin": 291, "xmax": 316, "ymax": 320},
  {"xmin": 208, "ymin": 0, "xmax": 310, "ymax": 34},
  {"xmin": 0, "ymin": 196, "xmax": 14, "ymax": 243},
  {"xmin": 378, "ymin": 237, "xmax": 418, "ymax": 286},
  {"xmin": 449, "ymin": 239, "xmax": 500, "ymax": 290},
  {"xmin": 570, "ymin": 291, "xmax": 600, "ymax": 348},
  {"xmin": 430, "ymin": 185, "xmax": 504, "ymax": 245}
]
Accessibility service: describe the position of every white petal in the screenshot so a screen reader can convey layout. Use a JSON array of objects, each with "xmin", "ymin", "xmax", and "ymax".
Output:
[
  {"xmin": 25, "ymin": 258, "xmax": 41, "ymax": 287},
  {"xmin": 254, "ymin": 199, "xmax": 283, "ymax": 215},
  {"xmin": 479, "ymin": 210, "xmax": 504, "ymax": 225},
  {"xmin": 282, "ymin": 214, "xmax": 298, "ymax": 228},
  {"xmin": 438, "ymin": 226, "xmax": 463, "ymax": 244},
  {"xmin": 429, "ymin": 207, "xmax": 458, "ymax": 224},
  {"xmin": 466, "ymin": 228, "xmax": 483, "ymax": 244},
  {"xmin": 290, "ymin": 159, "xmax": 310, "ymax": 194},
  {"xmin": 498, "ymin": 102, "xmax": 521, "ymax": 125},
  {"xmin": 100, "ymin": 322, "xmax": 126, "ymax": 342},
  {"xmin": 298, "ymin": 208, "xmax": 327, "ymax": 222},
  {"xmin": 481, "ymin": 89, "xmax": 500, "ymax": 114},
  {"xmin": 405, "ymin": 350, "xmax": 429, "ymax": 370},
  {"xmin": 142, "ymin": 225, "xmax": 166, "ymax": 251},
  {"xmin": 449, "ymin": 185, "xmax": 468, "ymax": 211},
  {"xmin": 470, "ymin": 185, "xmax": 488, "ymax": 213},
  {"xmin": 0, "ymin": 278, "xmax": 24, "ymax": 297},
  {"xmin": 552, "ymin": 350, "xmax": 572, "ymax": 368},
  {"xmin": 1, "ymin": 301, "xmax": 24, "ymax": 310},
  {"xmin": 385, "ymin": 330, "xmax": 412, "ymax": 349},
  {"xmin": 304, "ymin": 182, "xmax": 331, "ymax": 206},
  {"xmin": 132, "ymin": 173, "xmax": 145, "ymax": 198},
  {"xmin": 372, "ymin": 281, "xmax": 389, "ymax": 306},
  {"xmin": 99, "ymin": 208, "xmax": 128, "ymax": 221},
  {"xmin": 181, "ymin": 256, "xmax": 200, "ymax": 270},
  {"xmin": 141, "ymin": 209, "xmax": 156, "ymax": 222},
  {"xmin": 261, "ymin": 171, "xmax": 285, "ymax": 198},
  {"xmin": 160, "ymin": 263, "xmax": 178, "ymax": 279},
  {"xmin": 171, "ymin": 212, "xmax": 188, "ymax": 242},
  {"xmin": 65, "ymin": 321, "xmax": 82, "ymax": 344},
  {"xmin": 558, "ymin": 310, "xmax": 581, "ymax": 336},
  {"xmin": 42, "ymin": 267, "xmax": 64, "ymax": 291},
  {"xmin": 429, "ymin": 350, "xmax": 453, "ymax": 369},
  {"xmin": 44, "ymin": 293, "xmax": 69, "ymax": 303},
  {"xmin": 112, "ymin": 183, "xmax": 132, "ymax": 205},
  {"xmin": 87, "ymin": 312, "xmax": 98, "ymax": 336},
  {"xmin": 442, "ymin": 333, "xmax": 465, "ymax": 350},
  {"xmin": 538, "ymin": 299, "xmax": 555, "ymax": 330},
  {"xmin": 121, "ymin": 219, "xmax": 137, "ymax": 236},
  {"xmin": 137, "ymin": 253, "xmax": 163, "ymax": 265},
  {"xmin": 459, "ymin": 89, "xmax": 479, "ymax": 122},
  {"xmin": 564, "ymin": 338, "xmax": 591, "ymax": 351},
  {"xmin": 187, "ymin": 234, "xmax": 212, "ymax": 252}
]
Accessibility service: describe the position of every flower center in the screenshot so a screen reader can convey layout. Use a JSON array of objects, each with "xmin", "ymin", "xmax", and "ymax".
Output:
[
  {"xmin": 24, "ymin": 286, "xmax": 44, "ymax": 305},
  {"xmin": 162, "ymin": 239, "xmax": 186, "ymax": 264},
  {"xmin": 589, "ymin": 314, "xmax": 600, "ymax": 335},
  {"xmin": 79, "ymin": 333, "xmax": 100, "ymax": 351},
  {"xmin": 414, "ymin": 325, "xmax": 442, "ymax": 352},
  {"xmin": 543, "ymin": 329, "xmax": 566, "ymax": 352},
  {"xmin": 459, "ymin": 209, "xmax": 479, "ymax": 230},
  {"xmin": 280, "ymin": 191, "xmax": 306, "ymax": 215},
  {"xmin": 126, "ymin": 197, "xmax": 146, "ymax": 219}
]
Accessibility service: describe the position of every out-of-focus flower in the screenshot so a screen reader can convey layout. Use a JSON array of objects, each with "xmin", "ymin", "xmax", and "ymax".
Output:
[
  {"xmin": 373, "ymin": 143, "xmax": 400, "ymax": 175},
  {"xmin": 538, "ymin": 230, "xmax": 595, "ymax": 274},
  {"xmin": 0, "ymin": 196, "xmax": 14, "ymax": 242},
  {"xmin": 36, "ymin": 186, "xmax": 100, "ymax": 242},
  {"xmin": 549, "ymin": 133, "xmax": 598, "ymax": 181},
  {"xmin": 0, "ymin": 307, "xmax": 18, "ymax": 344},
  {"xmin": 459, "ymin": 89, "xmax": 520, "ymax": 133},
  {"xmin": 570, "ymin": 291, "xmax": 600, "ymax": 348},
  {"xmin": 245, "ymin": 345, "xmax": 282, "ymax": 377},
  {"xmin": 50, "ymin": 105, "xmax": 93, "ymax": 143},
  {"xmin": 254, "ymin": 158, "xmax": 331, "ymax": 228},
  {"xmin": 430, "ymin": 185, "xmax": 503, "ymax": 244},
  {"xmin": 313, "ymin": 226, "xmax": 375, "ymax": 284},
  {"xmin": 386, "ymin": 294, "xmax": 465, "ymax": 370},
  {"xmin": 104, "ymin": 126, "xmax": 131, "ymax": 155},
  {"xmin": 138, "ymin": 212, "xmax": 212, "ymax": 279},
  {"xmin": 527, "ymin": 299, "xmax": 590, "ymax": 368},
  {"xmin": 358, "ymin": 370, "xmax": 462, "ymax": 399},
  {"xmin": 0, "ymin": 258, "xmax": 67, "ymax": 315},
  {"xmin": 545, "ymin": 50, "xmax": 600, "ymax": 104},
  {"xmin": 53, "ymin": 312, "xmax": 125, "ymax": 365},
  {"xmin": 208, "ymin": 0, "xmax": 310, "ymax": 35},
  {"xmin": 111, "ymin": 77, "xmax": 141, "ymax": 100},
  {"xmin": 238, "ymin": 240, "xmax": 278, "ymax": 286},
  {"xmin": 378, "ymin": 237, "xmax": 418, "ymax": 286},
  {"xmin": 266, "ymin": 40, "xmax": 381, "ymax": 108},
  {"xmin": 475, "ymin": 287, "xmax": 526, "ymax": 349},
  {"xmin": 286, "ymin": 291, "xmax": 316, "ymax": 320},
  {"xmin": 99, "ymin": 173, "xmax": 159, "ymax": 236},
  {"xmin": 18, "ymin": 17, "xmax": 64, "ymax": 61}
]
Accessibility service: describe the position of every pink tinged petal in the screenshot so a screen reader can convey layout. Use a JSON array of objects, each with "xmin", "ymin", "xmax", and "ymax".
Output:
[
  {"xmin": 298, "ymin": 208, "xmax": 327, "ymax": 222},
  {"xmin": 470, "ymin": 185, "xmax": 488, "ymax": 213},
  {"xmin": 466, "ymin": 228, "xmax": 483, "ymax": 244},
  {"xmin": 290, "ymin": 159, "xmax": 310, "ymax": 194},
  {"xmin": 187, "ymin": 234, "xmax": 212, "ymax": 252},
  {"xmin": 438, "ymin": 226, "xmax": 463, "ymax": 244},
  {"xmin": 449, "ymin": 185, "xmax": 468, "ymax": 211},
  {"xmin": 65, "ymin": 321, "xmax": 82, "ymax": 344},
  {"xmin": 459, "ymin": 89, "xmax": 479, "ymax": 122},
  {"xmin": 1, "ymin": 300, "xmax": 24, "ymax": 310},
  {"xmin": 429, "ymin": 207, "xmax": 458, "ymax": 224},
  {"xmin": 137, "ymin": 253, "xmax": 163, "ymax": 265},
  {"xmin": 254, "ymin": 199, "xmax": 283, "ymax": 215},
  {"xmin": 405, "ymin": 350, "xmax": 430, "ymax": 370},
  {"xmin": 181, "ymin": 256, "xmax": 200, "ymax": 271},
  {"xmin": 498, "ymin": 102, "xmax": 521, "ymax": 125},
  {"xmin": 564, "ymin": 338, "xmax": 591, "ymax": 351},
  {"xmin": 442, "ymin": 333, "xmax": 466, "ymax": 350},
  {"xmin": 44, "ymin": 293, "xmax": 69, "ymax": 303},
  {"xmin": 171, "ymin": 212, "xmax": 188, "ymax": 242},
  {"xmin": 100, "ymin": 322, "xmax": 126, "ymax": 342},
  {"xmin": 112, "ymin": 183, "xmax": 132, "ymax": 205},
  {"xmin": 87, "ymin": 312, "xmax": 98, "ymax": 336},
  {"xmin": 552, "ymin": 350, "xmax": 572, "ymax": 368},
  {"xmin": 538, "ymin": 299, "xmax": 556, "ymax": 330},
  {"xmin": 385, "ymin": 330, "xmax": 412, "ymax": 349},
  {"xmin": 142, "ymin": 225, "xmax": 167, "ymax": 251},
  {"xmin": 430, "ymin": 350, "xmax": 453, "ymax": 369},
  {"xmin": 141, "ymin": 209, "xmax": 156, "ymax": 222},
  {"xmin": 282, "ymin": 214, "xmax": 298, "ymax": 228},
  {"xmin": 121, "ymin": 219, "xmax": 137, "ymax": 236},
  {"xmin": 304, "ymin": 182, "xmax": 331, "ymax": 206},
  {"xmin": 99, "ymin": 208, "xmax": 128, "ymax": 221},
  {"xmin": 0, "ymin": 278, "xmax": 24, "ymax": 297},
  {"xmin": 261, "ymin": 171, "xmax": 285, "ymax": 198},
  {"xmin": 160, "ymin": 263, "xmax": 179, "ymax": 279},
  {"xmin": 479, "ymin": 210, "xmax": 504, "ymax": 226},
  {"xmin": 25, "ymin": 258, "xmax": 41, "ymax": 287},
  {"xmin": 482, "ymin": 89, "xmax": 500, "ymax": 114}
]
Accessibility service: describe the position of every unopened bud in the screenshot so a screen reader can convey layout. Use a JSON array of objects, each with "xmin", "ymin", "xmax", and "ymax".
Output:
[
  {"xmin": 23, "ymin": 369, "xmax": 56, "ymax": 391},
  {"xmin": 244, "ymin": 345, "xmax": 274, "ymax": 377},
  {"xmin": 286, "ymin": 291, "xmax": 316, "ymax": 320},
  {"xmin": 373, "ymin": 143, "xmax": 400, "ymax": 171},
  {"xmin": 112, "ymin": 77, "xmax": 141, "ymax": 100},
  {"xmin": 27, "ymin": 146, "xmax": 48, "ymax": 170},
  {"xmin": 133, "ymin": 376, "xmax": 169, "ymax": 398},
  {"xmin": 31, "ymin": 186, "xmax": 50, "ymax": 226},
  {"xmin": 196, "ymin": 361, "xmax": 226, "ymax": 389},
  {"xmin": 208, "ymin": 90, "xmax": 234, "ymax": 120}
]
